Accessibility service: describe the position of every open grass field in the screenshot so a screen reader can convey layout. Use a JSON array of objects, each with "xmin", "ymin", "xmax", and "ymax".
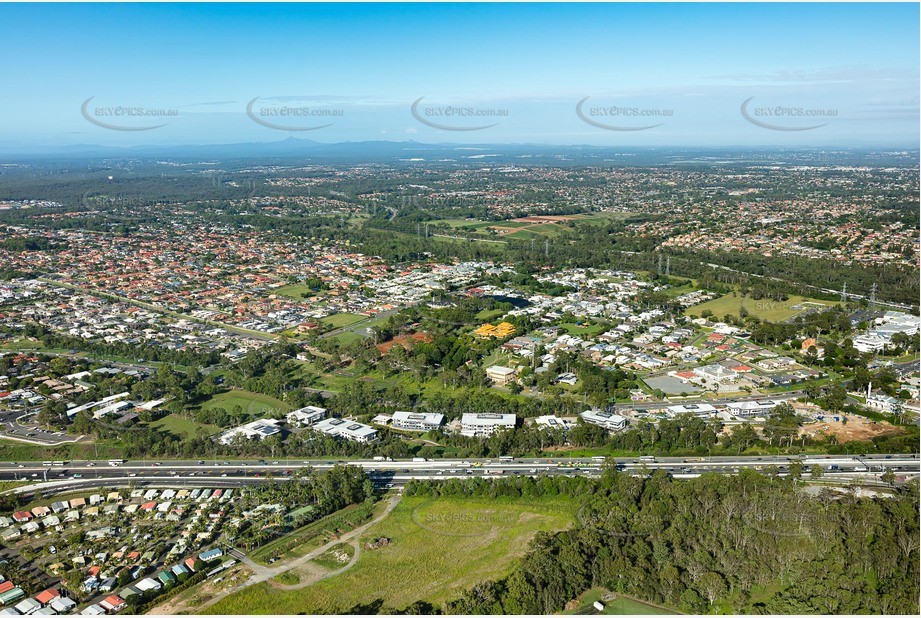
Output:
[
  {"xmin": 656, "ymin": 280, "xmax": 701, "ymax": 298},
  {"xmin": 204, "ymin": 495, "xmax": 577, "ymax": 614},
  {"xmin": 147, "ymin": 414, "xmax": 219, "ymax": 439},
  {"xmin": 332, "ymin": 331, "xmax": 364, "ymax": 346},
  {"xmin": 271, "ymin": 283, "xmax": 316, "ymax": 300},
  {"xmin": 475, "ymin": 308, "xmax": 507, "ymax": 321},
  {"xmin": 504, "ymin": 227, "xmax": 564, "ymax": 240},
  {"xmin": 559, "ymin": 321, "xmax": 609, "ymax": 337},
  {"xmin": 439, "ymin": 218, "xmax": 488, "ymax": 228},
  {"xmin": 685, "ymin": 293, "xmax": 838, "ymax": 322},
  {"xmin": 0, "ymin": 438, "xmax": 124, "ymax": 462},
  {"xmin": 319, "ymin": 312, "xmax": 367, "ymax": 328},
  {"xmin": 198, "ymin": 390, "xmax": 291, "ymax": 417}
]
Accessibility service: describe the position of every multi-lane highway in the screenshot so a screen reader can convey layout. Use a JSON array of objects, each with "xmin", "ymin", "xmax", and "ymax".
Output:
[{"xmin": 2, "ymin": 454, "xmax": 917, "ymax": 497}]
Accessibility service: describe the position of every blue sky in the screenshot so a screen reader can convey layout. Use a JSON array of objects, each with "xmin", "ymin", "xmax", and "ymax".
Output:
[{"xmin": 1, "ymin": 2, "xmax": 918, "ymax": 148}]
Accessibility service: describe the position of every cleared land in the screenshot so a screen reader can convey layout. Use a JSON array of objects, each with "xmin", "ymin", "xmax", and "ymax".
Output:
[
  {"xmin": 204, "ymin": 495, "xmax": 577, "ymax": 614},
  {"xmin": 800, "ymin": 414, "xmax": 904, "ymax": 444},
  {"xmin": 376, "ymin": 332, "xmax": 433, "ymax": 354},
  {"xmin": 685, "ymin": 293, "xmax": 837, "ymax": 322}
]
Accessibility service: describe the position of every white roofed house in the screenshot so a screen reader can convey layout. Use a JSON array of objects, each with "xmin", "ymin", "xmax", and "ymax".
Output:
[
  {"xmin": 391, "ymin": 411, "xmax": 445, "ymax": 432},
  {"xmin": 460, "ymin": 413, "xmax": 517, "ymax": 438}
]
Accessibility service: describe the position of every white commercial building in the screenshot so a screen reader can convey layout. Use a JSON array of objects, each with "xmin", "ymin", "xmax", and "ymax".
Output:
[
  {"xmin": 866, "ymin": 392, "xmax": 900, "ymax": 413},
  {"xmin": 725, "ymin": 400, "xmax": 782, "ymax": 418},
  {"xmin": 391, "ymin": 411, "xmax": 445, "ymax": 432},
  {"xmin": 666, "ymin": 403, "xmax": 717, "ymax": 417},
  {"xmin": 853, "ymin": 334, "xmax": 889, "ymax": 353},
  {"xmin": 579, "ymin": 409, "xmax": 627, "ymax": 431},
  {"xmin": 218, "ymin": 419, "xmax": 282, "ymax": 445},
  {"xmin": 460, "ymin": 413, "xmax": 517, "ymax": 438},
  {"xmin": 534, "ymin": 415, "xmax": 571, "ymax": 431},
  {"xmin": 485, "ymin": 365, "xmax": 517, "ymax": 385},
  {"xmin": 286, "ymin": 406, "xmax": 327, "ymax": 427},
  {"xmin": 313, "ymin": 418, "xmax": 378, "ymax": 443}
]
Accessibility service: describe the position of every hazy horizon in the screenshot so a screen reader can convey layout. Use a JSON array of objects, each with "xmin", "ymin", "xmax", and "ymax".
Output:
[{"xmin": 1, "ymin": 2, "xmax": 918, "ymax": 149}]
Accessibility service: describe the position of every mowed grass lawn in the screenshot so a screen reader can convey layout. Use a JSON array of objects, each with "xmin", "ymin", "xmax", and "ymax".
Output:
[
  {"xmin": 320, "ymin": 312, "xmax": 367, "ymax": 328},
  {"xmin": 204, "ymin": 495, "xmax": 577, "ymax": 614},
  {"xmin": 147, "ymin": 414, "xmax": 220, "ymax": 439},
  {"xmin": 686, "ymin": 293, "xmax": 838, "ymax": 322},
  {"xmin": 271, "ymin": 283, "xmax": 317, "ymax": 299},
  {"xmin": 560, "ymin": 321, "xmax": 609, "ymax": 337},
  {"xmin": 198, "ymin": 390, "xmax": 291, "ymax": 416},
  {"xmin": 475, "ymin": 308, "xmax": 507, "ymax": 321}
]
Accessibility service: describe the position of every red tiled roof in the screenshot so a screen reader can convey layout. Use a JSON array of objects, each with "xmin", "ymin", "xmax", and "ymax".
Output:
[
  {"xmin": 36, "ymin": 589, "xmax": 60, "ymax": 604},
  {"xmin": 103, "ymin": 595, "xmax": 126, "ymax": 608}
]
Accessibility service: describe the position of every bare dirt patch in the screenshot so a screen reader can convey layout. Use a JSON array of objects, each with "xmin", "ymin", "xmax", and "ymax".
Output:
[
  {"xmin": 376, "ymin": 332, "xmax": 432, "ymax": 354},
  {"xmin": 800, "ymin": 412, "xmax": 903, "ymax": 443},
  {"xmin": 147, "ymin": 565, "xmax": 250, "ymax": 615}
]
